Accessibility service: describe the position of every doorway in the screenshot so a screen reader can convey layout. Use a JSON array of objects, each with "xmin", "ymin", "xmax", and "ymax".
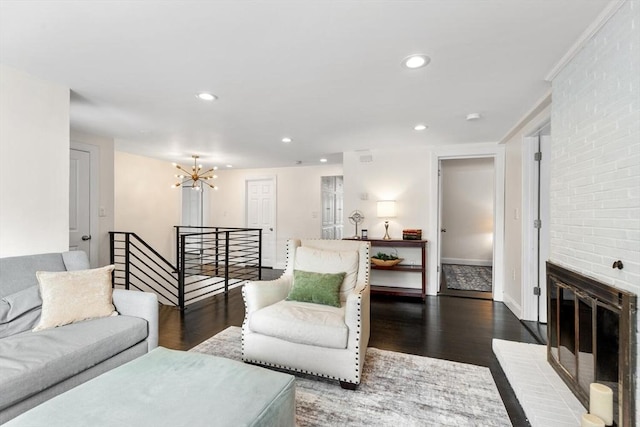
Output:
[
  {"xmin": 181, "ymin": 186, "xmax": 209, "ymax": 227},
  {"xmin": 438, "ymin": 158, "xmax": 495, "ymax": 300},
  {"xmin": 246, "ymin": 177, "xmax": 276, "ymax": 267},
  {"xmin": 321, "ymin": 176, "xmax": 344, "ymax": 239}
]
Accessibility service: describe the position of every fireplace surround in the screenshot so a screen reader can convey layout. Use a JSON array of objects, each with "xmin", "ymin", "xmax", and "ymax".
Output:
[{"xmin": 547, "ymin": 262, "xmax": 637, "ymax": 427}]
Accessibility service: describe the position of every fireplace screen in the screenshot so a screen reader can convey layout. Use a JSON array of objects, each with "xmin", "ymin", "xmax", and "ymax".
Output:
[{"xmin": 547, "ymin": 262, "xmax": 635, "ymax": 427}]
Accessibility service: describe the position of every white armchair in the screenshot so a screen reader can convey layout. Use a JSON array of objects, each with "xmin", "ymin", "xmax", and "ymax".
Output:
[{"xmin": 242, "ymin": 239, "xmax": 371, "ymax": 389}]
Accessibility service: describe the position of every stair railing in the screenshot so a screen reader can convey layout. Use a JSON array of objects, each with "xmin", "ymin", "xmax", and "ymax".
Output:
[
  {"xmin": 109, "ymin": 231, "xmax": 179, "ymax": 306},
  {"xmin": 110, "ymin": 228, "xmax": 263, "ymax": 310},
  {"xmin": 175, "ymin": 226, "xmax": 262, "ymax": 307}
]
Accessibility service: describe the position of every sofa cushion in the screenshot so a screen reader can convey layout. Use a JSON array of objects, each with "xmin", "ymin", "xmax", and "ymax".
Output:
[
  {"xmin": 0, "ymin": 286, "xmax": 42, "ymax": 339},
  {"xmin": 0, "ymin": 254, "xmax": 67, "ymax": 299},
  {"xmin": 0, "ymin": 315, "xmax": 148, "ymax": 411},
  {"xmin": 248, "ymin": 300, "xmax": 348, "ymax": 349},
  {"xmin": 294, "ymin": 246, "xmax": 358, "ymax": 302},
  {"xmin": 34, "ymin": 265, "xmax": 117, "ymax": 332}
]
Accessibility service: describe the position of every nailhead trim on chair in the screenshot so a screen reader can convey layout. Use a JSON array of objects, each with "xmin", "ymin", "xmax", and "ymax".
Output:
[{"xmin": 241, "ymin": 239, "xmax": 370, "ymax": 386}]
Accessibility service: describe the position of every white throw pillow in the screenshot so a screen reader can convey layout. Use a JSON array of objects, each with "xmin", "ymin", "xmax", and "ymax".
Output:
[
  {"xmin": 33, "ymin": 265, "xmax": 117, "ymax": 331},
  {"xmin": 294, "ymin": 246, "xmax": 359, "ymax": 302}
]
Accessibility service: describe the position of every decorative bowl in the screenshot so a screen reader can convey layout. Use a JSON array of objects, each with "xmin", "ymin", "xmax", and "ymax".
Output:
[{"xmin": 371, "ymin": 257, "xmax": 403, "ymax": 267}]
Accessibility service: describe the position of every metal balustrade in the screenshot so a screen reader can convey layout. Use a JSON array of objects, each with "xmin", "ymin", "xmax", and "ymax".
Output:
[
  {"xmin": 109, "ymin": 227, "xmax": 262, "ymax": 310},
  {"xmin": 175, "ymin": 226, "xmax": 262, "ymax": 307}
]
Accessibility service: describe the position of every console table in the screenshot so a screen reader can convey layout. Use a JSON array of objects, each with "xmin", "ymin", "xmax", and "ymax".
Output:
[{"xmin": 346, "ymin": 238, "xmax": 427, "ymax": 301}]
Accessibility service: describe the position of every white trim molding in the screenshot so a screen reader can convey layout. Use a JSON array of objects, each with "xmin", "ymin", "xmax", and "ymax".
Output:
[
  {"xmin": 500, "ymin": 91, "xmax": 551, "ymax": 144},
  {"xmin": 545, "ymin": 0, "xmax": 626, "ymax": 81}
]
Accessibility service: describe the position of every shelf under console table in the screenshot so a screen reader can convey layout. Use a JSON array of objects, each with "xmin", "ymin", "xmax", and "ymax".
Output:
[{"xmin": 344, "ymin": 238, "xmax": 427, "ymax": 301}]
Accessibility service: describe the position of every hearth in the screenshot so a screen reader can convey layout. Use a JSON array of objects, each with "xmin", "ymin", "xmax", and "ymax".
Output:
[{"xmin": 547, "ymin": 262, "xmax": 636, "ymax": 427}]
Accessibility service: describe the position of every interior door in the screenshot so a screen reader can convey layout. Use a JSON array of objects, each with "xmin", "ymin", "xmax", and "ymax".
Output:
[
  {"xmin": 69, "ymin": 149, "xmax": 91, "ymax": 257},
  {"xmin": 321, "ymin": 176, "xmax": 344, "ymax": 239},
  {"xmin": 538, "ymin": 135, "xmax": 551, "ymax": 322},
  {"xmin": 246, "ymin": 178, "xmax": 276, "ymax": 267},
  {"xmin": 437, "ymin": 159, "xmax": 443, "ymax": 290}
]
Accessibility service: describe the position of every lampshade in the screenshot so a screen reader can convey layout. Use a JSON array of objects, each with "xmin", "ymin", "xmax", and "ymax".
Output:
[{"xmin": 377, "ymin": 200, "xmax": 396, "ymax": 218}]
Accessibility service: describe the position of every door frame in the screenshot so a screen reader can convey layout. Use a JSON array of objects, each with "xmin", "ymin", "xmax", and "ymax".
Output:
[
  {"xmin": 245, "ymin": 175, "xmax": 277, "ymax": 268},
  {"xmin": 70, "ymin": 141, "xmax": 99, "ymax": 268},
  {"xmin": 522, "ymin": 125, "xmax": 551, "ymax": 322},
  {"xmin": 429, "ymin": 143, "xmax": 505, "ymax": 300}
]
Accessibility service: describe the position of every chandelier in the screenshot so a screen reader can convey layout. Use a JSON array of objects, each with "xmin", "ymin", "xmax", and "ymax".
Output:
[{"xmin": 171, "ymin": 155, "xmax": 218, "ymax": 190}]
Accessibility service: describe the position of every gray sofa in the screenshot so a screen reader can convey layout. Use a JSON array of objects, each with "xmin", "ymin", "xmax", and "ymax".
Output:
[{"xmin": 0, "ymin": 251, "xmax": 159, "ymax": 424}]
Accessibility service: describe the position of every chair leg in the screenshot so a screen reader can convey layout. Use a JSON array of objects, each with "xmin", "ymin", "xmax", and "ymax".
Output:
[{"xmin": 340, "ymin": 381, "xmax": 357, "ymax": 390}]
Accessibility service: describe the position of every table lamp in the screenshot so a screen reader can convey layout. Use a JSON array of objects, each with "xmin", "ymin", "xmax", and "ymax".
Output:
[{"xmin": 377, "ymin": 200, "xmax": 396, "ymax": 240}]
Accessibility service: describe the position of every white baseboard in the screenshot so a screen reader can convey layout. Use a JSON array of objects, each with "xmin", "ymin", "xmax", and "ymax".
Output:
[
  {"xmin": 502, "ymin": 292, "xmax": 522, "ymax": 319},
  {"xmin": 441, "ymin": 258, "xmax": 492, "ymax": 267}
]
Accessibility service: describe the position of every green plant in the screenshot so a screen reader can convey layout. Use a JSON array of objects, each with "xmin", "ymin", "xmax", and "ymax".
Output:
[{"xmin": 373, "ymin": 251, "xmax": 398, "ymax": 261}]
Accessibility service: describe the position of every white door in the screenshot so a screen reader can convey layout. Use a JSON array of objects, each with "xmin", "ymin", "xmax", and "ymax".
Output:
[
  {"xmin": 246, "ymin": 178, "xmax": 276, "ymax": 267},
  {"xmin": 181, "ymin": 186, "xmax": 209, "ymax": 227},
  {"xmin": 69, "ymin": 149, "xmax": 91, "ymax": 257},
  {"xmin": 523, "ymin": 133, "xmax": 551, "ymax": 322},
  {"xmin": 437, "ymin": 160, "xmax": 443, "ymax": 289},
  {"xmin": 538, "ymin": 135, "xmax": 551, "ymax": 322}
]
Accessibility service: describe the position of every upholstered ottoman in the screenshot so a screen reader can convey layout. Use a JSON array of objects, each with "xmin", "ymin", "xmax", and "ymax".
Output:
[{"xmin": 4, "ymin": 347, "xmax": 295, "ymax": 427}]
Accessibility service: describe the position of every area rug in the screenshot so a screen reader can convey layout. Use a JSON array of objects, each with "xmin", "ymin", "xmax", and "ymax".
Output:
[
  {"xmin": 190, "ymin": 326, "xmax": 511, "ymax": 426},
  {"xmin": 443, "ymin": 264, "xmax": 493, "ymax": 292}
]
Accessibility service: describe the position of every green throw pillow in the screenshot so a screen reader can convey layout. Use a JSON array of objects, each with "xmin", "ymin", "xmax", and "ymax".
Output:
[{"xmin": 286, "ymin": 270, "xmax": 346, "ymax": 308}]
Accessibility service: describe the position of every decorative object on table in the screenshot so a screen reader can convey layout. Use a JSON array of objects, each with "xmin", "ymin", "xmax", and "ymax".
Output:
[
  {"xmin": 589, "ymin": 383, "xmax": 613, "ymax": 426},
  {"xmin": 377, "ymin": 200, "xmax": 396, "ymax": 240},
  {"xmin": 348, "ymin": 210, "xmax": 365, "ymax": 239},
  {"xmin": 171, "ymin": 155, "xmax": 218, "ymax": 190},
  {"xmin": 361, "ymin": 229, "xmax": 368, "ymax": 239},
  {"xmin": 402, "ymin": 229, "xmax": 422, "ymax": 240},
  {"xmin": 371, "ymin": 250, "xmax": 403, "ymax": 267}
]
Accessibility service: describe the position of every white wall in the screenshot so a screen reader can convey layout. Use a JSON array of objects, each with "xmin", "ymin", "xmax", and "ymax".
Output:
[
  {"xmin": 209, "ymin": 163, "xmax": 343, "ymax": 268},
  {"xmin": 71, "ymin": 130, "xmax": 115, "ymax": 267},
  {"xmin": 550, "ymin": 1, "xmax": 639, "ymax": 421},
  {"xmin": 344, "ymin": 147, "xmax": 433, "ymax": 292},
  {"xmin": 343, "ymin": 148, "xmax": 432, "ymax": 240},
  {"xmin": 114, "ymin": 151, "xmax": 181, "ymax": 263},
  {"xmin": 0, "ymin": 65, "xmax": 70, "ymax": 257},
  {"xmin": 441, "ymin": 158, "xmax": 494, "ymax": 265}
]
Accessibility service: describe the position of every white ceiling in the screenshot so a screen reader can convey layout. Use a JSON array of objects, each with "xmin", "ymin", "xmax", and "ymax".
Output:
[{"xmin": 0, "ymin": 0, "xmax": 613, "ymax": 169}]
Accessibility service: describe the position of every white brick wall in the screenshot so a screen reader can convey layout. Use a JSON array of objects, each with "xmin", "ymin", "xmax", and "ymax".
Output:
[{"xmin": 550, "ymin": 1, "xmax": 639, "ymax": 423}]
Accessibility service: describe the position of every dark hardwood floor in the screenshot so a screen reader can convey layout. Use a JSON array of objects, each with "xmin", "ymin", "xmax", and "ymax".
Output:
[{"xmin": 158, "ymin": 275, "xmax": 537, "ymax": 426}]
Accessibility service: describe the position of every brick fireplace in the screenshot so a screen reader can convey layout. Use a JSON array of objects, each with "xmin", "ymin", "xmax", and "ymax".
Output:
[{"xmin": 547, "ymin": 262, "xmax": 636, "ymax": 426}]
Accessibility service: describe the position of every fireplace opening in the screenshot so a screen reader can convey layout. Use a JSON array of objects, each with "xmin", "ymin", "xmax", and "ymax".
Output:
[{"xmin": 547, "ymin": 262, "xmax": 636, "ymax": 427}]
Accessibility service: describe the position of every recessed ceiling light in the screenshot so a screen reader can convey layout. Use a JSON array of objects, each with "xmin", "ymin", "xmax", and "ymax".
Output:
[
  {"xmin": 466, "ymin": 113, "xmax": 482, "ymax": 121},
  {"xmin": 226, "ymin": 164, "xmax": 233, "ymax": 168},
  {"xmin": 402, "ymin": 54, "xmax": 431, "ymax": 69},
  {"xmin": 414, "ymin": 124, "xmax": 428, "ymax": 131},
  {"xmin": 282, "ymin": 137, "xmax": 292, "ymax": 143},
  {"xmin": 320, "ymin": 158, "xmax": 328, "ymax": 163},
  {"xmin": 196, "ymin": 92, "xmax": 217, "ymax": 101}
]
